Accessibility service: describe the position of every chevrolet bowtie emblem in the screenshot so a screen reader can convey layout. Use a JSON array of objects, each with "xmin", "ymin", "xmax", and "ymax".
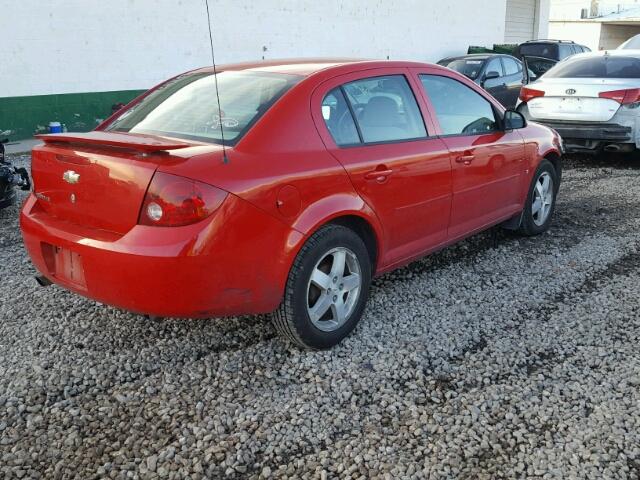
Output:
[{"xmin": 63, "ymin": 170, "xmax": 80, "ymax": 184}]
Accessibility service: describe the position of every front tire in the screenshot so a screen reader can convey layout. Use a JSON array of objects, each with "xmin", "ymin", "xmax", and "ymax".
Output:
[
  {"xmin": 518, "ymin": 159, "xmax": 558, "ymax": 236},
  {"xmin": 272, "ymin": 224, "xmax": 372, "ymax": 349}
]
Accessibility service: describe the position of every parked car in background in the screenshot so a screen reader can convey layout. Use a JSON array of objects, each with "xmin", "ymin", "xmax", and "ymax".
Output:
[
  {"xmin": 514, "ymin": 39, "xmax": 591, "ymax": 62},
  {"xmin": 21, "ymin": 59, "xmax": 563, "ymax": 349},
  {"xmin": 518, "ymin": 50, "xmax": 640, "ymax": 153},
  {"xmin": 515, "ymin": 40, "xmax": 591, "ymax": 80},
  {"xmin": 437, "ymin": 54, "xmax": 526, "ymax": 108},
  {"xmin": 618, "ymin": 34, "xmax": 640, "ymax": 49}
]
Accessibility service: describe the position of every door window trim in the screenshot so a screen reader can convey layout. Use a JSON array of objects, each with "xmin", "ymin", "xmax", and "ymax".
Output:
[{"xmin": 323, "ymin": 73, "xmax": 434, "ymax": 149}]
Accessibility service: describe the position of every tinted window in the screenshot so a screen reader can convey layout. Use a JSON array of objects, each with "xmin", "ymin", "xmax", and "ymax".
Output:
[
  {"xmin": 108, "ymin": 71, "xmax": 300, "ymax": 145},
  {"xmin": 545, "ymin": 55, "xmax": 640, "ymax": 79},
  {"xmin": 342, "ymin": 75, "xmax": 427, "ymax": 143},
  {"xmin": 442, "ymin": 59, "xmax": 485, "ymax": 80},
  {"xmin": 420, "ymin": 75, "xmax": 497, "ymax": 136},
  {"xmin": 520, "ymin": 44, "xmax": 557, "ymax": 59},
  {"xmin": 559, "ymin": 44, "xmax": 574, "ymax": 59},
  {"xmin": 321, "ymin": 88, "xmax": 360, "ymax": 146},
  {"xmin": 503, "ymin": 57, "xmax": 521, "ymax": 76}
]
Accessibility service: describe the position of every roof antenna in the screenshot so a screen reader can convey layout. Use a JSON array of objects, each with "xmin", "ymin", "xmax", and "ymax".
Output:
[{"xmin": 205, "ymin": 0, "xmax": 229, "ymax": 164}]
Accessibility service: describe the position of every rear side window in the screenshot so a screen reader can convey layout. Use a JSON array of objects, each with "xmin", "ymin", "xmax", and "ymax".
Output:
[
  {"xmin": 342, "ymin": 75, "xmax": 427, "ymax": 143},
  {"xmin": 545, "ymin": 55, "xmax": 640, "ymax": 79},
  {"xmin": 321, "ymin": 88, "xmax": 360, "ymax": 146},
  {"xmin": 420, "ymin": 75, "xmax": 497, "ymax": 136},
  {"xmin": 559, "ymin": 44, "xmax": 574, "ymax": 59}
]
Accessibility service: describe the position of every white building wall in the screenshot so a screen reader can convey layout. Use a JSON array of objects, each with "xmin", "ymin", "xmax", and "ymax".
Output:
[
  {"xmin": 2, "ymin": 0, "xmax": 515, "ymax": 98},
  {"xmin": 548, "ymin": 21, "xmax": 603, "ymax": 50}
]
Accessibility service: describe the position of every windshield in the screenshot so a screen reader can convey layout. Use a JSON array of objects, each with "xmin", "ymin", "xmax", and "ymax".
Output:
[
  {"xmin": 544, "ymin": 55, "xmax": 640, "ymax": 79},
  {"xmin": 107, "ymin": 71, "xmax": 301, "ymax": 145},
  {"xmin": 442, "ymin": 59, "xmax": 485, "ymax": 80}
]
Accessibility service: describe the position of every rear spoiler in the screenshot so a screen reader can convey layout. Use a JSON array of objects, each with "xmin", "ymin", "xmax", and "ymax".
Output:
[{"xmin": 35, "ymin": 132, "xmax": 192, "ymax": 152}]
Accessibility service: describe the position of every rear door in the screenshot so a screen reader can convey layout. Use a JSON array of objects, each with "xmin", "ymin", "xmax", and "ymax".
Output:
[
  {"xmin": 412, "ymin": 68, "xmax": 525, "ymax": 240},
  {"xmin": 312, "ymin": 68, "xmax": 452, "ymax": 266}
]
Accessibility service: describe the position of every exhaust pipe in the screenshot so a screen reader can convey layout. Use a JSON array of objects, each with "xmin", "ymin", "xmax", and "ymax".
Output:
[
  {"xmin": 604, "ymin": 144, "xmax": 621, "ymax": 152},
  {"xmin": 35, "ymin": 275, "xmax": 52, "ymax": 287}
]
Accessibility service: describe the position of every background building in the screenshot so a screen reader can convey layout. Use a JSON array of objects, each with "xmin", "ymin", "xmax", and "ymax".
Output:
[
  {"xmin": 1, "ymin": 0, "xmax": 550, "ymax": 141},
  {"xmin": 549, "ymin": 0, "xmax": 640, "ymax": 51},
  {"xmin": 551, "ymin": 0, "xmax": 640, "ymax": 20}
]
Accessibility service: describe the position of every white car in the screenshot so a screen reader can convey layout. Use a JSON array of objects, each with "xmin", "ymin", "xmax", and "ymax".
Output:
[{"xmin": 518, "ymin": 50, "xmax": 640, "ymax": 153}]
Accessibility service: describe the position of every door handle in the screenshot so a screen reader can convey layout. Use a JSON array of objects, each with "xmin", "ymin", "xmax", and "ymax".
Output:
[
  {"xmin": 364, "ymin": 168, "xmax": 393, "ymax": 182},
  {"xmin": 456, "ymin": 154, "xmax": 475, "ymax": 165}
]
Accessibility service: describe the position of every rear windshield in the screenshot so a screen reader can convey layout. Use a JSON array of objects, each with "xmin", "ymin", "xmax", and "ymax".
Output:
[
  {"xmin": 545, "ymin": 55, "xmax": 640, "ymax": 79},
  {"xmin": 520, "ymin": 44, "xmax": 558, "ymax": 58},
  {"xmin": 107, "ymin": 71, "xmax": 301, "ymax": 145},
  {"xmin": 441, "ymin": 59, "xmax": 485, "ymax": 80}
]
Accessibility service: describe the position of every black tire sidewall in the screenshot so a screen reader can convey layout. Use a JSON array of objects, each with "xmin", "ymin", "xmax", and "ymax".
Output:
[
  {"xmin": 289, "ymin": 226, "xmax": 372, "ymax": 349},
  {"xmin": 521, "ymin": 160, "xmax": 558, "ymax": 235}
]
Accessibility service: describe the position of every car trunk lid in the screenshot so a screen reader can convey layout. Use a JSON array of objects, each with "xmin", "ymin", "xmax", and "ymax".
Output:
[
  {"xmin": 32, "ymin": 132, "xmax": 193, "ymax": 235},
  {"xmin": 526, "ymin": 78, "xmax": 638, "ymax": 122}
]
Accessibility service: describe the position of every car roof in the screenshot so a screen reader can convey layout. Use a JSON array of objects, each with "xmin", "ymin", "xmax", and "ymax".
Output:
[
  {"xmin": 522, "ymin": 39, "xmax": 576, "ymax": 45},
  {"xmin": 191, "ymin": 58, "xmax": 443, "ymax": 77},
  {"xmin": 440, "ymin": 53, "xmax": 515, "ymax": 62},
  {"xmin": 564, "ymin": 49, "xmax": 640, "ymax": 60}
]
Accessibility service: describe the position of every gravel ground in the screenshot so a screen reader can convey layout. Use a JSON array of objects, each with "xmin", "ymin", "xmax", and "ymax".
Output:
[{"xmin": 1, "ymin": 152, "xmax": 639, "ymax": 479}]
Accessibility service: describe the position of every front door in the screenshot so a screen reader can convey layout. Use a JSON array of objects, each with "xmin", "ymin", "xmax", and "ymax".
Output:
[
  {"xmin": 482, "ymin": 57, "xmax": 508, "ymax": 106},
  {"xmin": 312, "ymin": 69, "xmax": 452, "ymax": 267},
  {"xmin": 415, "ymin": 71, "xmax": 525, "ymax": 240}
]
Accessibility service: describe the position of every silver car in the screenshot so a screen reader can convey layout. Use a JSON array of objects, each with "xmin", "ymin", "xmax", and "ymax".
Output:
[{"xmin": 518, "ymin": 50, "xmax": 640, "ymax": 154}]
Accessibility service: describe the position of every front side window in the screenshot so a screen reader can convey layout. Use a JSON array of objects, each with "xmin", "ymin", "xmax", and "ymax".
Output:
[
  {"xmin": 503, "ymin": 57, "xmax": 521, "ymax": 76},
  {"xmin": 420, "ymin": 75, "xmax": 497, "ymax": 136},
  {"xmin": 342, "ymin": 75, "xmax": 427, "ymax": 143},
  {"xmin": 108, "ymin": 71, "xmax": 301, "ymax": 145},
  {"xmin": 321, "ymin": 88, "xmax": 360, "ymax": 146},
  {"xmin": 485, "ymin": 58, "xmax": 503, "ymax": 76}
]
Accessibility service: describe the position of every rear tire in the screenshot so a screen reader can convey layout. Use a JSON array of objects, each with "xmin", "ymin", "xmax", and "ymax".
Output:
[
  {"xmin": 272, "ymin": 224, "xmax": 372, "ymax": 350},
  {"xmin": 518, "ymin": 159, "xmax": 558, "ymax": 236}
]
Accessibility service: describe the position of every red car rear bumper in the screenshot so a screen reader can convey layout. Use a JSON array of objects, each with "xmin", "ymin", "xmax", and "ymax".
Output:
[{"xmin": 20, "ymin": 193, "xmax": 303, "ymax": 317}]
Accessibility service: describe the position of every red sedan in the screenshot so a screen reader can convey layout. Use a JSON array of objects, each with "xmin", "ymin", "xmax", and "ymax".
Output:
[{"xmin": 21, "ymin": 59, "xmax": 563, "ymax": 349}]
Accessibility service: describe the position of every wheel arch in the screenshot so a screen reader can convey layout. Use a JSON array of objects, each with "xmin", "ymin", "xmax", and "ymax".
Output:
[
  {"xmin": 291, "ymin": 194, "xmax": 384, "ymax": 274},
  {"xmin": 542, "ymin": 149, "xmax": 562, "ymax": 185}
]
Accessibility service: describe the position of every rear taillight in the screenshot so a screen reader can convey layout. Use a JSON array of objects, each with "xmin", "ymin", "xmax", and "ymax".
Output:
[
  {"xmin": 519, "ymin": 87, "xmax": 545, "ymax": 103},
  {"xmin": 599, "ymin": 88, "xmax": 640, "ymax": 105},
  {"xmin": 139, "ymin": 172, "xmax": 227, "ymax": 227}
]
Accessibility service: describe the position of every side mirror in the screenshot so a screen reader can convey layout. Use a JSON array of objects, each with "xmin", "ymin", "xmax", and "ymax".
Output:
[
  {"xmin": 504, "ymin": 109, "xmax": 526, "ymax": 130},
  {"xmin": 482, "ymin": 71, "xmax": 500, "ymax": 86}
]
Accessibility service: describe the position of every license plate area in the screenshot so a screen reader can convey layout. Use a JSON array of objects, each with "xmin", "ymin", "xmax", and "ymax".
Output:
[
  {"xmin": 41, "ymin": 243, "xmax": 87, "ymax": 289},
  {"xmin": 558, "ymin": 97, "xmax": 582, "ymax": 112}
]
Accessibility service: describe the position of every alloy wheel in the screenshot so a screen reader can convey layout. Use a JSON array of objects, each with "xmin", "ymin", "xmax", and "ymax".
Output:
[
  {"xmin": 306, "ymin": 247, "xmax": 362, "ymax": 332},
  {"xmin": 532, "ymin": 171, "xmax": 554, "ymax": 226}
]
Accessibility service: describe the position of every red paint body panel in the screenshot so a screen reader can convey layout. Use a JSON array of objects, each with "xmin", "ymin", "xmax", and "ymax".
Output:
[{"xmin": 21, "ymin": 59, "xmax": 562, "ymax": 318}]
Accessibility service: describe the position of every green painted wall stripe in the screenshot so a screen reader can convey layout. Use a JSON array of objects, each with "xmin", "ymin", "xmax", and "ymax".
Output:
[{"xmin": 0, "ymin": 90, "xmax": 145, "ymax": 141}]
